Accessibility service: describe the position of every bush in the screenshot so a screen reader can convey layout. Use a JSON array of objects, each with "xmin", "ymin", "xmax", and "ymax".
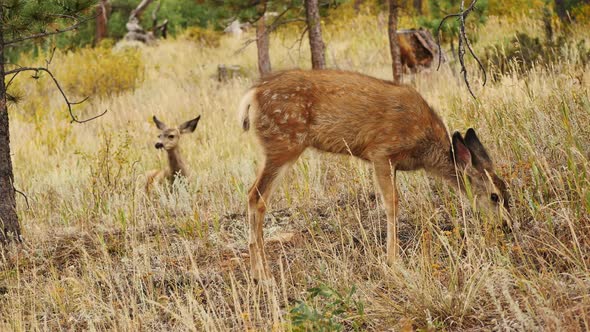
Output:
[
  {"xmin": 484, "ymin": 32, "xmax": 590, "ymax": 77},
  {"xmin": 56, "ymin": 46, "xmax": 145, "ymax": 99},
  {"xmin": 179, "ymin": 26, "xmax": 222, "ymax": 48}
]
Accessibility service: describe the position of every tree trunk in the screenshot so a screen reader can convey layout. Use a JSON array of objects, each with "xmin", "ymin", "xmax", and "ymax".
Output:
[
  {"xmin": 305, "ymin": 0, "xmax": 326, "ymax": 69},
  {"xmin": 0, "ymin": 5, "xmax": 21, "ymax": 243},
  {"xmin": 413, "ymin": 0, "xmax": 422, "ymax": 14},
  {"xmin": 256, "ymin": 15, "xmax": 271, "ymax": 77},
  {"xmin": 388, "ymin": 0, "xmax": 402, "ymax": 83},
  {"xmin": 95, "ymin": 0, "xmax": 110, "ymax": 45}
]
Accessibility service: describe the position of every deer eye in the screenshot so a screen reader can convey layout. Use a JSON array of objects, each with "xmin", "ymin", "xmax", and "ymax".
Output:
[
  {"xmin": 490, "ymin": 193, "xmax": 499, "ymax": 203},
  {"xmin": 168, "ymin": 135, "xmax": 175, "ymax": 139}
]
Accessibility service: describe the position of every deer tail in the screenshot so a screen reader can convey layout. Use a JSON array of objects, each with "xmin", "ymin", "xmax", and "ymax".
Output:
[{"xmin": 238, "ymin": 89, "xmax": 256, "ymax": 131}]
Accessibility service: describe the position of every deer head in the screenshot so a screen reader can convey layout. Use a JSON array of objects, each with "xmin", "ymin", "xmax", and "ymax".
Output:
[
  {"xmin": 153, "ymin": 115, "xmax": 201, "ymax": 151},
  {"xmin": 451, "ymin": 128, "xmax": 510, "ymax": 211}
]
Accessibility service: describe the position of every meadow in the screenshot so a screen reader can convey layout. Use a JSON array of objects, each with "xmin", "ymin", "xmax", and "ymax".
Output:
[{"xmin": 1, "ymin": 10, "xmax": 589, "ymax": 331}]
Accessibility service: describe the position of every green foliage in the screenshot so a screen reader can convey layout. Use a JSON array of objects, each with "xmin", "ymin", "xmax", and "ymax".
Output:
[
  {"xmin": 2, "ymin": 0, "xmax": 95, "ymax": 39},
  {"xmin": 289, "ymin": 283, "xmax": 365, "ymax": 331},
  {"xmin": 418, "ymin": 0, "xmax": 488, "ymax": 43}
]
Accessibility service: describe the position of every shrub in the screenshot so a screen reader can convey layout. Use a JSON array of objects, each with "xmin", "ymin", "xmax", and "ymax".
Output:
[
  {"xmin": 56, "ymin": 45, "xmax": 145, "ymax": 99},
  {"xmin": 179, "ymin": 26, "xmax": 222, "ymax": 48},
  {"xmin": 289, "ymin": 284, "xmax": 365, "ymax": 331},
  {"xmin": 484, "ymin": 32, "xmax": 590, "ymax": 77}
]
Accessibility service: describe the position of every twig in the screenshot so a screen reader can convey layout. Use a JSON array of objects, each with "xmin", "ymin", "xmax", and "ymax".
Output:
[
  {"xmin": 436, "ymin": 0, "xmax": 486, "ymax": 99},
  {"xmin": 5, "ymin": 66, "xmax": 107, "ymax": 123},
  {"xmin": 13, "ymin": 187, "xmax": 30, "ymax": 210},
  {"xmin": 287, "ymin": 25, "xmax": 309, "ymax": 51}
]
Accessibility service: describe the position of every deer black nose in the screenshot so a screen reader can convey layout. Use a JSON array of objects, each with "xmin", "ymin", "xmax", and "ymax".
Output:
[{"xmin": 155, "ymin": 142, "xmax": 164, "ymax": 149}]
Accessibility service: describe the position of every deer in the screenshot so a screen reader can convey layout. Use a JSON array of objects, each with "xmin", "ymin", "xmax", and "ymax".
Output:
[
  {"xmin": 145, "ymin": 115, "xmax": 201, "ymax": 192},
  {"xmin": 238, "ymin": 69, "xmax": 510, "ymax": 281}
]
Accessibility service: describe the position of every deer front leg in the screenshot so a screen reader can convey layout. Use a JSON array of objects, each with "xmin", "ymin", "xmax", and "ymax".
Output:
[{"xmin": 373, "ymin": 161, "xmax": 399, "ymax": 265}]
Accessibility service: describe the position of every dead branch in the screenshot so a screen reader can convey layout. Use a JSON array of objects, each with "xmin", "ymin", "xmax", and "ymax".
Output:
[
  {"xmin": 5, "ymin": 63, "xmax": 107, "ymax": 123},
  {"xmin": 287, "ymin": 25, "xmax": 309, "ymax": 51},
  {"xmin": 436, "ymin": 0, "xmax": 486, "ymax": 99},
  {"xmin": 13, "ymin": 187, "xmax": 30, "ymax": 210}
]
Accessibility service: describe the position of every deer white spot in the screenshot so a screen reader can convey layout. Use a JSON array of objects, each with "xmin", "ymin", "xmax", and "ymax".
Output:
[
  {"xmin": 295, "ymin": 86, "xmax": 301, "ymax": 91},
  {"xmin": 274, "ymin": 109, "xmax": 282, "ymax": 114},
  {"xmin": 272, "ymin": 94, "xmax": 278, "ymax": 100}
]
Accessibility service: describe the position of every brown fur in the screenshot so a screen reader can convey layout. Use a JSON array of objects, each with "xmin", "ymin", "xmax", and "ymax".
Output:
[{"xmin": 239, "ymin": 69, "xmax": 508, "ymax": 280}]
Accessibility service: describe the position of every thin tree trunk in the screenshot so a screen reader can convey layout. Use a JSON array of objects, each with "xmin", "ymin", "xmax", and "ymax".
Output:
[
  {"xmin": 305, "ymin": 0, "xmax": 326, "ymax": 69},
  {"xmin": 256, "ymin": 15, "xmax": 271, "ymax": 77},
  {"xmin": 0, "ymin": 5, "xmax": 21, "ymax": 243},
  {"xmin": 388, "ymin": 0, "xmax": 402, "ymax": 83},
  {"xmin": 95, "ymin": 0, "xmax": 109, "ymax": 45}
]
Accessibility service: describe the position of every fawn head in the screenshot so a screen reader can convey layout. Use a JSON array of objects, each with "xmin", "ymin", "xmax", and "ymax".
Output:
[
  {"xmin": 451, "ymin": 128, "xmax": 510, "ymax": 211},
  {"xmin": 153, "ymin": 115, "xmax": 201, "ymax": 150}
]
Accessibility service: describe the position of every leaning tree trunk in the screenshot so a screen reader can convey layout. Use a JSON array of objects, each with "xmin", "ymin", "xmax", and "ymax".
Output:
[
  {"xmin": 0, "ymin": 6, "xmax": 21, "ymax": 243},
  {"xmin": 256, "ymin": 14, "xmax": 271, "ymax": 77},
  {"xmin": 124, "ymin": 0, "xmax": 156, "ymax": 43},
  {"xmin": 388, "ymin": 0, "xmax": 402, "ymax": 84},
  {"xmin": 305, "ymin": 0, "xmax": 326, "ymax": 69}
]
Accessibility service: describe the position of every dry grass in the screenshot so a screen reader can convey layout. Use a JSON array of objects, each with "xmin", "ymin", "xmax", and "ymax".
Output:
[{"xmin": 1, "ymin": 12, "xmax": 589, "ymax": 331}]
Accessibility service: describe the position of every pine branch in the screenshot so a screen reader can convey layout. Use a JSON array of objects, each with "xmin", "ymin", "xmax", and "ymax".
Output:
[{"xmin": 4, "ymin": 14, "xmax": 95, "ymax": 46}]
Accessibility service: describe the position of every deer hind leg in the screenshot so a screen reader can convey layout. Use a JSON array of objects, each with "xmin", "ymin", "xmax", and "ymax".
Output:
[
  {"xmin": 247, "ymin": 155, "xmax": 297, "ymax": 281},
  {"xmin": 373, "ymin": 161, "xmax": 399, "ymax": 265}
]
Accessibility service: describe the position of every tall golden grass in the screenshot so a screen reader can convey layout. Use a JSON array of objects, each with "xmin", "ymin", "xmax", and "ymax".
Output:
[{"xmin": 1, "ymin": 11, "xmax": 589, "ymax": 331}]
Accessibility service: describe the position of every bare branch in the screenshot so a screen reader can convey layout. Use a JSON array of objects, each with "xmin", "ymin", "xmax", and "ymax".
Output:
[
  {"xmin": 13, "ymin": 187, "xmax": 30, "ymax": 210},
  {"xmin": 5, "ymin": 15, "xmax": 95, "ymax": 46},
  {"xmin": 287, "ymin": 25, "xmax": 309, "ymax": 51},
  {"xmin": 435, "ymin": 0, "xmax": 486, "ymax": 98},
  {"xmin": 130, "ymin": 0, "xmax": 154, "ymax": 22},
  {"xmin": 5, "ymin": 67, "xmax": 107, "ymax": 123}
]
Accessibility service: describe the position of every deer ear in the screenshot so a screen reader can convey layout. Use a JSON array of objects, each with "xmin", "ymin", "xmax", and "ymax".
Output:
[
  {"xmin": 179, "ymin": 115, "xmax": 201, "ymax": 134},
  {"xmin": 464, "ymin": 128, "xmax": 493, "ymax": 169},
  {"xmin": 153, "ymin": 116, "xmax": 167, "ymax": 130},
  {"xmin": 452, "ymin": 131, "xmax": 472, "ymax": 168}
]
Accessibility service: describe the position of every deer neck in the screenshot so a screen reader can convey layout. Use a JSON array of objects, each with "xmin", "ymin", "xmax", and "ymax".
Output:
[
  {"xmin": 166, "ymin": 147, "xmax": 188, "ymax": 177},
  {"xmin": 423, "ymin": 139, "xmax": 457, "ymax": 183}
]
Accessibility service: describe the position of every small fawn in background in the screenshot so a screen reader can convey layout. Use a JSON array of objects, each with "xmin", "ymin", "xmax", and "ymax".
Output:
[
  {"xmin": 145, "ymin": 115, "xmax": 201, "ymax": 192},
  {"xmin": 238, "ymin": 69, "xmax": 510, "ymax": 280}
]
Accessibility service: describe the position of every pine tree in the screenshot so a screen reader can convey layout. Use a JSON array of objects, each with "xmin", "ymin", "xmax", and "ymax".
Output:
[{"xmin": 0, "ymin": 0, "xmax": 98, "ymax": 243}]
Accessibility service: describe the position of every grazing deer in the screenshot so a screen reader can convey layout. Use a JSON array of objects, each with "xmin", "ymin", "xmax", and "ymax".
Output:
[
  {"xmin": 145, "ymin": 115, "xmax": 201, "ymax": 192},
  {"xmin": 238, "ymin": 69, "xmax": 510, "ymax": 280}
]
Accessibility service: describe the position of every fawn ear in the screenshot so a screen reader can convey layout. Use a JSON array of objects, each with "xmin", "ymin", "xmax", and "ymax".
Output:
[
  {"xmin": 452, "ymin": 131, "xmax": 472, "ymax": 168},
  {"xmin": 153, "ymin": 116, "xmax": 167, "ymax": 130},
  {"xmin": 179, "ymin": 115, "xmax": 201, "ymax": 134},
  {"xmin": 464, "ymin": 128, "xmax": 493, "ymax": 170}
]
